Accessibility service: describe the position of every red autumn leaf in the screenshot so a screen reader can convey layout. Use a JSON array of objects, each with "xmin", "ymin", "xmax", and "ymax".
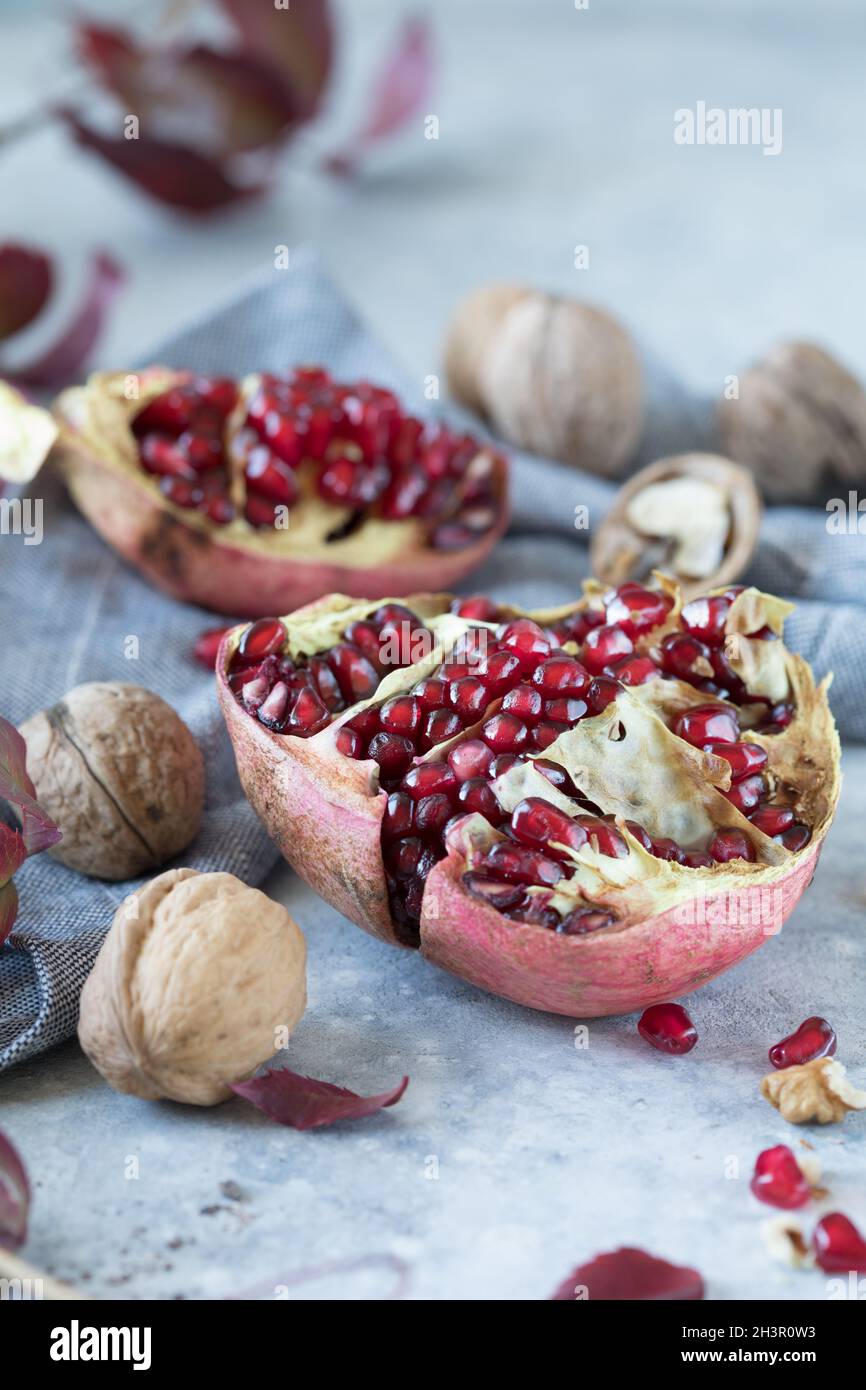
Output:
[
  {"xmin": 0, "ymin": 1131, "xmax": 30, "ymax": 1251},
  {"xmin": 0, "ymin": 880, "xmax": 19, "ymax": 950},
  {"xmin": 220, "ymin": 0, "xmax": 334, "ymax": 118},
  {"xmin": 0, "ymin": 246, "xmax": 53, "ymax": 342},
  {"xmin": 59, "ymin": 110, "xmax": 265, "ymax": 214},
  {"xmin": 0, "ymin": 716, "xmax": 61, "ymax": 857},
  {"xmin": 550, "ymin": 1248, "xmax": 705, "ymax": 1301},
  {"xmin": 5, "ymin": 252, "xmax": 125, "ymax": 391},
  {"xmin": 324, "ymin": 17, "xmax": 434, "ymax": 175},
  {"xmin": 231, "ymin": 1068, "xmax": 409, "ymax": 1130},
  {"xmin": 76, "ymin": 24, "xmax": 302, "ymax": 157},
  {"xmin": 0, "ymin": 824, "xmax": 27, "ymax": 886}
]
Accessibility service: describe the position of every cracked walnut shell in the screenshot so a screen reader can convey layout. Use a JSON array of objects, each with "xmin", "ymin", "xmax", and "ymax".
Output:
[
  {"xmin": 20, "ymin": 682, "xmax": 204, "ymax": 881},
  {"xmin": 78, "ymin": 868, "xmax": 307, "ymax": 1105},
  {"xmin": 761, "ymin": 1057, "xmax": 866, "ymax": 1125}
]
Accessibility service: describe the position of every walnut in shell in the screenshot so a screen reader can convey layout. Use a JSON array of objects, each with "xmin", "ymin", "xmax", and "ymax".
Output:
[
  {"xmin": 760, "ymin": 1057, "xmax": 866, "ymax": 1125},
  {"xmin": 718, "ymin": 341, "xmax": 866, "ymax": 503},
  {"xmin": 590, "ymin": 453, "xmax": 762, "ymax": 601},
  {"xmin": 19, "ymin": 682, "xmax": 204, "ymax": 881},
  {"xmin": 78, "ymin": 868, "xmax": 307, "ymax": 1105},
  {"xmin": 444, "ymin": 283, "xmax": 643, "ymax": 476}
]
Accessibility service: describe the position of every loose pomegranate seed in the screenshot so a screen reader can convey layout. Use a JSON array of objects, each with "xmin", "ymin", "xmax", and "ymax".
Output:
[
  {"xmin": 497, "ymin": 618, "xmax": 552, "ymax": 669},
  {"xmin": 704, "ymin": 740, "xmax": 768, "ymax": 780},
  {"xmin": 604, "ymin": 584, "xmax": 671, "ymax": 637},
  {"xmin": 557, "ymin": 907, "xmax": 616, "ymax": 935},
  {"xmin": 237, "ymin": 617, "xmax": 286, "ymax": 664},
  {"xmin": 608, "ymin": 655, "xmax": 659, "ymax": 686},
  {"xmin": 673, "ymin": 703, "xmax": 739, "ymax": 747},
  {"xmin": 412, "ymin": 676, "xmax": 448, "ymax": 710},
  {"xmin": 457, "ymin": 778, "xmax": 501, "ymax": 819},
  {"xmin": 707, "ymin": 828, "xmax": 756, "ymax": 863},
  {"xmin": 451, "ymin": 596, "xmax": 499, "ymax": 621},
  {"xmin": 402, "ymin": 762, "xmax": 457, "ymax": 800},
  {"xmin": 448, "ymin": 738, "xmax": 494, "ymax": 782},
  {"xmin": 258, "ymin": 680, "xmax": 291, "ymax": 730},
  {"xmin": 367, "ymin": 732, "xmax": 415, "ymax": 780},
  {"xmin": 531, "ymin": 657, "xmax": 590, "ymax": 697},
  {"xmin": 659, "ymin": 632, "xmax": 712, "ymax": 681},
  {"xmin": 650, "ymin": 836, "xmax": 685, "ymax": 863},
  {"xmin": 749, "ymin": 804, "xmax": 795, "ymax": 836},
  {"xmin": 586, "ymin": 677, "xmax": 621, "ymax": 714},
  {"xmin": 477, "ymin": 648, "xmax": 523, "ymax": 694},
  {"xmin": 379, "ymin": 695, "xmax": 422, "ymax": 737},
  {"xmin": 769, "ymin": 1016, "xmax": 837, "ymax": 1070},
  {"xmin": 382, "ymin": 791, "xmax": 414, "ymax": 840},
  {"xmin": 287, "ymin": 686, "xmax": 329, "ymax": 735},
  {"xmin": 581, "ymin": 818, "xmax": 628, "ymax": 858},
  {"xmin": 481, "ymin": 711, "xmax": 529, "ymax": 754},
  {"xmin": 326, "ymin": 642, "xmax": 380, "ymax": 703},
  {"xmin": 193, "ymin": 624, "xmax": 231, "ymax": 669},
  {"xmin": 581, "ymin": 624, "xmax": 633, "ymax": 675},
  {"xmin": 813, "ymin": 1213, "xmax": 866, "ymax": 1273},
  {"xmin": 501, "ymin": 683, "xmax": 543, "ymax": 722},
  {"xmin": 474, "ymin": 840, "xmax": 564, "ymax": 887},
  {"xmin": 336, "ymin": 726, "xmax": 364, "ymax": 758},
  {"xmin": 680, "ymin": 594, "xmax": 731, "ymax": 645},
  {"xmin": 420, "ymin": 708, "xmax": 464, "ymax": 750},
  {"xmin": 415, "ymin": 793, "xmax": 454, "ymax": 836},
  {"xmin": 750, "ymin": 1146, "xmax": 812, "ymax": 1209},
  {"xmin": 775, "ymin": 822, "xmax": 811, "ymax": 852},
  {"xmin": 542, "ymin": 697, "xmax": 587, "ymax": 724},
  {"xmin": 448, "ymin": 676, "xmax": 491, "ymax": 719},
  {"xmin": 462, "ymin": 872, "xmax": 526, "ymax": 910},
  {"xmin": 637, "ymin": 1002, "xmax": 698, "ymax": 1055},
  {"xmin": 723, "ymin": 772, "xmax": 766, "ymax": 814},
  {"xmin": 511, "ymin": 798, "xmax": 588, "ymax": 859}
]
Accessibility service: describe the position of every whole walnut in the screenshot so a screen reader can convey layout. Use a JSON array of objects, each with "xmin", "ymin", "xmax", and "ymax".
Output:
[
  {"xmin": 718, "ymin": 341, "xmax": 866, "ymax": 502},
  {"xmin": 19, "ymin": 682, "xmax": 204, "ymax": 881},
  {"xmin": 444, "ymin": 282, "xmax": 643, "ymax": 476},
  {"xmin": 78, "ymin": 868, "xmax": 307, "ymax": 1105}
]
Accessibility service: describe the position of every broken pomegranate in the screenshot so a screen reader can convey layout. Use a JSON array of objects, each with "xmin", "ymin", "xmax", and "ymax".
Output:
[
  {"xmin": 768, "ymin": 1016, "xmax": 837, "ymax": 1070},
  {"xmin": 750, "ymin": 1145, "xmax": 812, "ymax": 1209},
  {"xmin": 51, "ymin": 366, "xmax": 509, "ymax": 617},
  {"xmin": 217, "ymin": 577, "xmax": 840, "ymax": 1016}
]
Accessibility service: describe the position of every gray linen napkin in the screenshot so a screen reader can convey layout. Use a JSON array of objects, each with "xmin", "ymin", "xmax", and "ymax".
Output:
[{"xmin": 0, "ymin": 249, "xmax": 860, "ymax": 1071}]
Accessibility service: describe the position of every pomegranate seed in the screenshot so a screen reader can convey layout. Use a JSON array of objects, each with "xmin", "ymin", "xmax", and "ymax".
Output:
[
  {"xmin": 510, "ymin": 898, "xmax": 560, "ymax": 929},
  {"xmin": 196, "ymin": 376, "xmax": 237, "ymax": 416},
  {"xmin": 749, "ymin": 804, "xmax": 795, "ymax": 836},
  {"xmin": 605, "ymin": 584, "xmax": 671, "ymax": 637},
  {"xmin": 457, "ymin": 778, "xmax": 501, "ymax": 819},
  {"xmin": 287, "ymin": 686, "xmax": 329, "ymax": 735},
  {"xmin": 343, "ymin": 706, "xmax": 379, "ymax": 741},
  {"xmin": 625, "ymin": 821, "xmax": 653, "ymax": 851},
  {"xmin": 708, "ymin": 647, "xmax": 745, "ymax": 700},
  {"xmin": 659, "ymin": 632, "xmax": 712, "ymax": 681},
  {"xmin": 673, "ymin": 704, "xmax": 739, "ymax": 747},
  {"xmin": 650, "ymin": 836, "xmax": 685, "ymax": 863},
  {"xmin": 776, "ymin": 822, "xmax": 811, "ymax": 852},
  {"xmin": 576, "ymin": 818, "xmax": 626, "ymax": 858},
  {"xmin": 258, "ymin": 680, "xmax": 291, "ymax": 730},
  {"xmin": 582, "ymin": 624, "xmax": 633, "ymax": 675},
  {"xmin": 680, "ymin": 594, "xmax": 731, "ymax": 645},
  {"xmin": 202, "ymin": 492, "xmax": 234, "ymax": 524},
  {"xmin": 497, "ymin": 618, "xmax": 553, "ymax": 668},
  {"xmin": 750, "ymin": 1146, "xmax": 811, "ymax": 1209},
  {"xmin": 462, "ymin": 872, "xmax": 526, "ymax": 911},
  {"xmin": 308, "ymin": 656, "xmax": 343, "ymax": 712},
  {"xmin": 244, "ymin": 493, "xmax": 281, "ymax": 528},
  {"xmin": 412, "ymin": 676, "xmax": 448, "ymax": 711},
  {"xmin": 608, "ymin": 655, "xmax": 659, "ymax": 686},
  {"xmin": 531, "ymin": 657, "xmax": 590, "ymax": 697},
  {"xmin": 586, "ymin": 677, "xmax": 621, "ymax": 714},
  {"xmin": 707, "ymin": 828, "xmax": 756, "ymax": 863},
  {"xmin": 543, "ymin": 697, "xmax": 587, "ymax": 724},
  {"xmin": 133, "ymin": 386, "xmax": 198, "ymax": 435},
  {"xmin": 704, "ymin": 740, "xmax": 767, "ymax": 780},
  {"xmin": 380, "ymin": 466, "xmax": 427, "ymax": 519},
  {"xmin": 382, "ymin": 791, "xmax": 414, "ymax": 840},
  {"xmin": 140, "ymin": 433, "xmax": 196, "ymax": 479},
  {"xmin": 402, "ymin": 762, "xmax": 457, "ymax": 801},
  {"xmin": 481, "ymin": 712, "xmax": 529, "ymax": 754},
  {"xmin": 501, "ymin": 683, "xmax": 543, "ymax": 722},
  {"xmin": 261, "ymin": 410, "xmax": 303, "ymax": 467},
  {"xmin": 448, "ymin": 676, "xmax": 490, "ymax": 719},
  {"xmin": 682, "ymin": 850, "xmax": 714, "ymax": 867},
  {"xmin": 769, "ymin": 1016, "xmax": 837, "ymax": 1070},
  {"xmin": 379, "ymin": 695, "xmax": 422, "ymax": 737},
  {"xmin": 474, "ymin": 841, "xmax": 564, "ymax": 887},
  {"xmin": 477, "ymin": 648, "xmax": 523, "ymax": 695},
  {"xmin": 367, "ymin": 732, "xmax": 415, "ymax": 780},
  {"xmin": 763, "ymin": 701, "xmax": 795, "ymax": 731},
  {"xmin": 415, "ymin": 793, "xmax": 454, "ymax": 836},
  {"xmin": 326, "ymin": 642, "xmax": 380, "ymax": 703},
  {"xmin": 451, "ymin": 596, "xmax": 499, "ymax": 621},
  {"xmin": 533, "ymin": 759, "xmax": 577, "ymax": 795},
  {"xmin": 511, "ymin": 798, "xmax": 588, "ymax": 859},
  {"xmin": 420, "ymin": 708, "xmax": 464, "ymax": 750},
  {"xmin": 448, "ymin": 738, "xmax": 494, "ymax": 782},
  {"xmin": 529, "ymin": 720, "xmax": 568, "ymax": 751},
  {"xmin": 813, "ymin": 1213, "xmax": 866, "ymax": 1273},
  {"xmin": 177, "ymin": 429, "xmax": 223, "ymax": 473},
  {"xmin": 336, "ymin": 726, "xmax": 364, "ymax": 758},
  {"xmin": 638, "ymin": 1002, "xmax": 698, "ymax": 1055},
  {"xmin": 344, "ymin": 619, "xmax": 387, "ymax": 672},
  {"xmin": 193, "ymin": 624, "xmax": 231, "ymax": 669},
  {"xmin": 723, "ymin": 772, "xmax": 766, "ymax": 814},
  {"xmin": 245, "ymin": 447, "xmax": 299, "ymax": 505},
  {"xmin": 557, "ymin": 907, "xmax": 616, "ymax": 935},
  {"xmin": 387, "ymin": 836, "xmax": 426, "ymax": 879},
  {"xmin": 238, "ymin": 617, "xmax": 286, "ymax": 664},
  {"xmin": 489, "ymin": 752, "xmax": 523, "ymax": 779}
]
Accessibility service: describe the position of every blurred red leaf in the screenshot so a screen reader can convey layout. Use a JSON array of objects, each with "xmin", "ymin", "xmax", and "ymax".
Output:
[
  {"xmin": 0, "ymin": 881, "xmax": 19, "ymax": 950},
  {"xmin": 231, "ymin": 1068, "xmax": 409, "ymax": 1130},
  {"xmin": 550, "ymin": 1248, "xmax": 705, "ymax": 1301},
  {"xmin": 6, "ymin": 251, "xmax": 124, "ymax": 390},
  {"xmin": 0, "ymin": 715, "xmax": 61, "ymax": 857},
  {"xmin": 220, "ymin": 0, "xmax": 334, "ymax": 118},
  {"xmin": 0, "ymin": 1131, "xmax": 29, "ymax": 1251},
  {"xmin": 60, "ymin": 110, "xmax": 265, "ymax": 214},
  {"xmin": 325, "ymin": 17, "xmax": 433, "ymax": 175},
  {"xmin": 0, "ymin": 825, "xmax": 27, "ymax": 887},
  {"xmin": 0, "ymin": 246, "xmax": 53, "ymax": 342}
]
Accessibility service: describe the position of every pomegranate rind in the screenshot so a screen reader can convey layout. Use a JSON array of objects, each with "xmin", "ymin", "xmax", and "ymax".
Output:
[{"xmin": 51, "ymin": 370, "xmax": 509, "ymax": 618}]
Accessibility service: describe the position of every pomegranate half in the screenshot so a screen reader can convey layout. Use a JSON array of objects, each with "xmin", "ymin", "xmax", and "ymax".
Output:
[
  {"xmin": 51, "ymin": 366, "xmax": 508, "ymax": 617},
  {"xmin": 217, "ymin": 579, "xmax": 840, "ymax": 1017}
]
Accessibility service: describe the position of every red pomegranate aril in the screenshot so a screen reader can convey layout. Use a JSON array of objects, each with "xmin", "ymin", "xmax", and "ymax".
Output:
[
  {"xmin": 625, "ymin": 821, "xmax": 653, "ymax": 851},
  {"xmin": 497, "ymin": 618, "xmax": 552, "ymax": 668},
  {"xmin": 673, "ymin": 704, "xmax": 740, "ymax": 747},
  {"xmin": 140, "ymin": 433, "xmax": 196, "ymax": 479},
  {"xmin": 533, "ymin": 759, "xmax": 577, "ymax": 795},
  {"xmin": 659, "ymin": 632, "xmax": 712, "ymax": 681},
  {"xmin": 343, "ymin": 706, "xmax": 379, "ymax": 740},
  {"xmin": 511, "ymin": 798, "xmax": 588, "ymax": 859},
  {"xmin": 682, "ymin": 850, "xmax": 714, "ymax": 868},
  {"xmin": 776, "ymin": 822, "xmax": 811, "ymax": 852},
  {"xmin": 448, "ymin": 738, "xmax": 494, "ymax": 783},
  {"xmin": 195, "ymin": 376, "xmax": 237, "ymax": 416},
  {"xmin": 557, "ymin": 907, "xmax": 616, "ymax": 935},
  {"xmin": 193, "ymin": 624, "xmax": 231, "ymax": 669},
  {"xmin": 380, "ymin": 466, "xmax": 427, "ymax": 520},
  {"xmin": 261, "ymin": 410, "xmax": 303, "ymax": 467},
  {"xmin": 402, "ymin": 762, "xmax": 457, "ymax": 801},
  {"xmin": 457, "ymin": 778, "xmax": 501, "ymax": 819},
  {"xmin": 326, "ymin": 642, "xmax": 380, "ymax": 703},
  {"xmin": 704, "ymin": 740, "xmax": 768, "ymax": 780},
  {"xmin": 707, "ymin": 828, "xmax": 756, "ymax": 863},
  {"xmin": 638, "ymin": 1002, "xmax": 698, "ymax": 1055},
  {"xmin": 420, "ymin": 708, "xmax": 464, "ymax": 750},
  {"xmin": 489, "ymin": 752, "xmax": 522, "ymax": 780},
  {"xmin": 529, "ymin": 721, "xmax": 568, "ymax": 751},
  {"xmin": 531, "ymin": 657, "xmax": 590, "ymax": 697},
  {"xmin": 749, "ymin": 804, "xmax": 795, "ymax": 837},
  {"xmin": 813, "ymin": 1214, "xmax": 866, "ymax": 1274},
  {"xmin": 344, "ymin": 620, "xmax": 387, "ymax": 672},
  {"xmin": 582, "ymin": 819, "xmax": 628, "ymax": 858},
  {"xmin": 379, "ymin": 695, "xmax": 422, "ymax": 737},
  {"xmin": 542, "ymin": 697, "xmax": 587, "ymax": 724},
  {"xmin": 237, "ymin": 617, "xmax": 286, "ymax": 664},
  {"xmin": 650, "ymin": 836, "xmax": 686, "ymax": 863},
  {"xmin": 451, "ymin": 596, "xmax": 499, "ymax": 621},
  {"xmin": 258, "ymin": 680, "xmax": 291, "ymax": 730},
  {"xmin": 448, "ymin": 676, "xmax": 491, "ymax": 719},
  {"xmin": 307, "ymin": 656, "xmax": 343, "ymax": 712},
  {"xmin": 336, "ymin": 726, "xmax": 364, "ymax": 758},
  {"xmin": 723, "ymin": 773, "xmax": 766, "ymax": 814},
  {"xmin": 367, "ymin": 732, "xmax": 415, "ymax": 780},
  {"xmin": 501, "ymin": 683, "xmax": 543, "ymax": 722},
  {"xmin": 750, "ymin": 1146, "xmax": 811, "ymax": 1209},
  {"xmin": 178, "ymin": 429, "xmax": 223, "ymax": 473},
  {"xmin": 475, "ymin": 840, "xmax": 564, "ymax": 887},
  {"xmin": 769, "ymin": 1015, "xmax": 836, "ymax": 1070},
  {"xmin": 608, "ymin": 655, "xmax": 659, "ymax": 686},
  {"xmin": 203, "ymin": 493, "xmax": 234, "ymax": 524},
  {"xmin": 244, "ymin": 494, "xmax": 281, "ymax": 528},
  {"xmin": 462, "ymin": 872, "xmax": 526, "ymax": 911},
  {"xmin": 586, "ymin": 677, "xmax": 622, "ymax": 714},
  {"xmin": 481, "ymin": 712, "xmax": 529, "ymax": 754},
  {"xmin": 605, "ymin": 584, "xmax": 671, "ymax": 637},
  {"xmin": 133, "ymin": 386, "xmax": 198, "ymax": 435},
  {"xmin": 510, "ymin": 897, "xmax": 560, "ymax": 929},
  {"xmin": 582, "ymin": 623, "xmax": 633, "ymax": 675},
  {"xmin": 768, "ymin": 702, "xmax": 795, "ymax": 729},
  {"xmin": 245, "ymin": 447, "xmax": 299, "ymax": 505},
  {"xmin": 382, "ymin": 791, "xmax": 414, "ymax": 840},
  {"xmin": 415, "ymin": 793, "xmax": 454, "ymax": 836},
  {"xmin": 412, "ymin": 676, "xmax": 448, "ymax": 711},
  {"xmin": 680, "ymin": 594, "xmax": 731, "ymax": 645},
  {"xmin": 287, "ymin": 685, "xmax": 329, "ymax": 735},
  {"xmin": 387, "ymin": 836, "xmax": 425, "ymax": 879},
  {"xmin": 477, "ymin": 648, "xmax": 523, "ymax": 695}
]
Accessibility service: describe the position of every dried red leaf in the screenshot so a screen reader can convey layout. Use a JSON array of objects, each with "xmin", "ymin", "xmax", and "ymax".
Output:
[
  {"xmin": 231, "ymin": 1068, "xmax": 409, "ymax": 1130},
  {"xmin": 0, "ymin": 245, "xmax": 52, "ymax": 342},
  {"xmin": 5, "ymin": 252, "xmax": 124, "ymax": 390},
  {"xmin": 0, "ymin": 715, "xmax": 61, "ymax": 856},
  {"xmin": 220, "ymin": 0, "xmax": 334, "ymax": 118},
  {"xmin": 325, "ymin": 17, "xmax": 433, "ymax": 175},
  {"xmin": 0, "ymin": 1131, "xmax": 30, "ymax": 1251},
  {"xmin": 550, "ymin": 1248, "xmax": 705, "ymax": 1301},
  {"xmin": 0, "ymin": 824, "xmax": 27, "ymax": 886},
  {"xmin": 0, "ymin": 881, "xmax": 19, "ymax": 950}
]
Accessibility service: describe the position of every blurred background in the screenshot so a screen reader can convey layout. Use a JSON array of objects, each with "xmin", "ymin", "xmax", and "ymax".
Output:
[{"xmin": 2, "ymin": 0, "xmax": 865, "ymax": 395}]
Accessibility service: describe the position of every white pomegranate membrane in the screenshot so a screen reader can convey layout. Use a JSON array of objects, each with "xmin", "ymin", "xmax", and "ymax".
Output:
[
  {"xmin": 130, "ymin": 366, "xmax": 504, "ymax": 548},
  {"xmin": 226, "ymin": 582, "xmax": 813, "ymax": 942}
]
